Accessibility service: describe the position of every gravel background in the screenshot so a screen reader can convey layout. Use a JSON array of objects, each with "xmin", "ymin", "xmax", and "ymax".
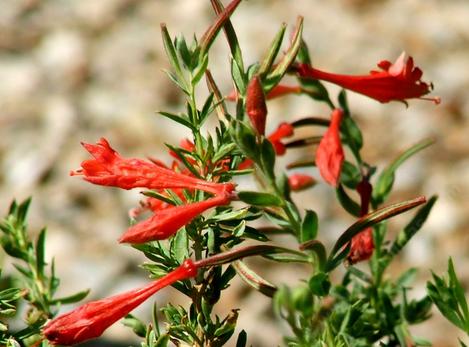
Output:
[{"xmin": 1, "ymin": 0, "xmax": 468, "ymax": 346}]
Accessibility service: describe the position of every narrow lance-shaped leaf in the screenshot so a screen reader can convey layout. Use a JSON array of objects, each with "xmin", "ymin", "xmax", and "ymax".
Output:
[
  {"xmin": 161, "ymin": 24, "xmax": 187, "ymax": 89},
  {"xmin": 210, "ymin": 0, "xmax": 244, "ymax": 72},
  {"xmin": 300, "ymin": 210, "xmax": 318, "ymax": 243},
  {"xmin": 264, "ymin": 16, "xmax": 304, "ymax": 92},
  {"xmin": 237, "ymin": 191, "xmax": 283, "ymax": 207},
  {"xmin": 200, "ymin": 0, "xmax": 242, "ymax": 57},
  {"xmin": 290, "ymin": 116, "xmax": 330, "ymax": 128},
  {"xmin": 35, "ymin": 228, "xmax": 47, "ymax": 281},
  {"xmin": 194, "ymin": 244, "xmax": 305, "ymax": 268},
  {"xmin": 336, "ymin": 184, "xmax": 361, "ymax": 217},
  {"xmin": 390, "ymin": 195, "xmax": 438, "ymax": 257},
  {"xmin": 447, "ymin": 258, "xmax": 469, "ymax": 328},
  {"xmin": 206, "ymin": 69, "xmax": 229, "ymax": 121},
  {"xmin": 258, "ymin": 23, "xmax": 287, "ymax": 76},
  {"xmin": 232, "ymin": 260, "xmax": 277, "ymax": 297},
  {"xmin": 329, "ymin": 196, "xmax": 426, "ymax": 260},
  {"xmin": 231, "ymin": 57, "xmax": 247, "ymax": 96},
  {"xmin": 372, "ymin": 138, "xmax": 434, "ymax": 207}
]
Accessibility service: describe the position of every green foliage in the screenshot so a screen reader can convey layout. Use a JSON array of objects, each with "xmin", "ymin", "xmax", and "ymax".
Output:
[
  {"xmin": 0, "ymin": 2, "xmax": 458, "ymax": 347},
  {"xmin": 0, "ymin": 198, "xmax": 87, "ymax": 346}
]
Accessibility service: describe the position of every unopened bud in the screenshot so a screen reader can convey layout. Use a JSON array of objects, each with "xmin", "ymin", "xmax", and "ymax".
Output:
[{"xmin": 246, "ymin": 75, "xmax": 267, "ymax": 135}]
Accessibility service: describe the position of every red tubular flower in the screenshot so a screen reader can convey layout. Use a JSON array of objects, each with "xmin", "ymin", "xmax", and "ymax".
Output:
[
  {"xmin": 288, "ymin": 173, "xmax": 316, "ymax": 191},
  {"xmin": 265, "ymin": 84, "xmax": 303, "ymax": 99},
  {"xmin": 297, "ymin": 52, "xmax": 440, "ymax": 104},
  {"xmin": 246, "ymin": 75, "xmax": 268, "ymax": 135},
  {"xmin": 316, "ymin": 109, "xmax": 344, "ymax": 187},
  {"xmin": 268, "ymin": 122, "xmax": 294, "ymax": 155},
  {"xmin": 71, "ymin": 138, "xmax": 233, "ymax": 195},
  {"xmin": 119, "ymin": 193, "xmax": 233, "ymax": 243},
  {"xmin": 44, "ymin": 259, "xmax": 198, "ymax": 346}
]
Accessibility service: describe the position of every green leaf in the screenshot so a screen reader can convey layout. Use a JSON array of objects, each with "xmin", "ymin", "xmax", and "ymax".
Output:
[
  {"xmin": 232, "ymin": 220, "xmax": 246, "ymax": 237},
  {"xmin": 238, "ymin": 191, "xmax": 283, "ymax": 207},
  {"xmin": 308, "ymin": 272, "xmax": 331, "ymax": 296},
  {"xmin": 263, "ymin": 252, "xmax": 309, "ymax": 263},
  {"xmin": 232, "ymin": 259, "xmax": 277, "ymax": 297},
  {"xmin": 341, "ymin": 114, "xmax": 363, "ymax": 151},
  {"xmin": 300, "ymin": 210, "xmax": 318, "ymax": 243},
  {"xmin": 260, "ymin": 138, "xmax": 276, "ymax": 180},
  {"xmin": 212, "ymin": 143, "xmax": 236, "ymax": 163},
  {"xmin": 123, "ymin": 314, "xmax": 147, "ymax": 338},
  {"xmin": 175, "ymin": 35, "xmax": 192, "ymax": 70},
  {"xmin": 161, "ymin": 24, "xmax": 186, "ymax": 88},
  {"xmin": 264, "ymin": 16, "xmax": 304, "ymax": 92},
  {"xmin": 198, "ymin": 92, "xmax": 215, "ymax": 126},
  {"xmin": 199, "ymin": 0, "xmax": 242, "ymax": 56},
  {"xmin": 231, "ymin": 57, "xmax": 246, "ymax": 96},
  {"xmin": 233, "ymin": 121, "xmax": 258, "ymax": 160},
  {"xmin": 258, "ymin": 23, "xmax": 287, "ymax": 77},
  {"xmin": 236, "ymin": 330, "xmax": 247, "ymax": 347},
  {"xmin": 154, "ymin": 333, "xmax": 170, "ymax": 347},
  {"xmin": 191, "ymin": 53, "xmax": 209, "ymax": 86},
  {"xmin": 390, "ymin": 195, "xmax": 437, "ymax": 257},
  {"xmin": 35, "ymin": 228, "xmax": 47, "ymax": 280},
  {"xmin": 51, "ymin": 289, "xmax": 90, "ymax": 305},
  {"xmin": 210, "ymin": 0, "xmax": 244, "ymax": 72},
  {"xmin": 290, "ymin": 116, "xmax": 330, "ymax": 128},
  {"xmin": 159, "ymin": 111, "xmax": 196, "ymax": 131},
  {"xmin": 448, "ymin": 258, "xmax": 469, "ymax": 329},
  {"xmin": 165, "ymin": 144, "xmax": 202, "ymax": 178},
  {"xmin": 328, "ymin": 196, "xmax": 426, "ymax": 265},
  {"xmin": 372, "ymin": 138, "xmax": 434, "ymax": 207},
  {"xmin": 296, "ymin": 38, "xmax": 311, "ymax": 65},
  {"xmin": 171, "ymin": 228, "xmax": 188, "ymax": 264},
  {"xmin": 243, "ymin": 226, "xmax": 269, "ymax": 242},
  {"xmin": 336, "ymin": 184, "xmax": 361, "ymax": 217},
  {"xmin": 340, "ymin": 161, "xmax": 362, "ymax": 189}
]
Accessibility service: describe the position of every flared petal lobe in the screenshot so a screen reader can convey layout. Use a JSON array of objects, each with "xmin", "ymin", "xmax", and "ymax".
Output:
[
  {"xmin": 120, "ymin": 193, "xmax": 233, "ymax": 243},
  {"xmin": 71, "ymin": 138, "xmax": 234, "ymax": 195},
  {"xmin": 316, "ymin": 109, "xmax": 344, "ymax": 187},
  {"xmin": 44, "ymin": 260, "xmax": 197, "ymax": 345},
  {"xmin": 297, "ymin": 52, "xmax": 440, "ymax": 104}
]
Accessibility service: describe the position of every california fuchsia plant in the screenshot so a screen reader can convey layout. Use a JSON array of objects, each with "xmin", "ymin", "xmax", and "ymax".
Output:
[{"xmin": 1, "ymin": 1, "xmax": 467, "ymax": 346}]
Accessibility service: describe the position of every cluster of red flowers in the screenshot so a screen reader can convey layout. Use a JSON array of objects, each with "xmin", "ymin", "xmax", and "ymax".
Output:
[
  {"xmin": 71, "ymin": 138, "xmax": 236, "ymax": 243},
  {"xmin": 44, "ymin": 139, "xmax": 236, "ymax": 345},
  {"xmin": 238, "ymin": 52, "xmax": 438, "ymax": 263},
  {"xmin": 44, "ymin": 44, "xmax": 439, "ymax": 344}
]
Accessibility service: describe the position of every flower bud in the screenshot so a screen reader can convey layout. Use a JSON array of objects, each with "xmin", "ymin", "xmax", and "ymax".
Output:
[{"xmin": 246, "ymin": 75, "xmax": 267, "ymax": 135}]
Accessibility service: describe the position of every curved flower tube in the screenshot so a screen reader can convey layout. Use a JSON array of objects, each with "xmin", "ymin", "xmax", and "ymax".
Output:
[
  {"xmin": 120, "ymin": 193, "xmax": 233, "ymax": 243},
  {"xmin": 44, "ymin": 259, "xmax": 198, "ymax": 346},
  {"xmin": 71, "ymin": 138, "xmax": 234, "ymax": 195},
  {"xmin": 297, "ymin": 52, "xmax": 440, "ymax": 104}
]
